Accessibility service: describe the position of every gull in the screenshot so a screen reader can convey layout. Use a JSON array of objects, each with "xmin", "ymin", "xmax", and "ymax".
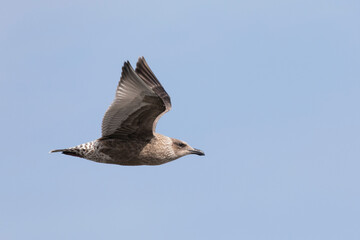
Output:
[{"xmin": 50, "ymin": 57, "xmax": 204, "ymax": 165}]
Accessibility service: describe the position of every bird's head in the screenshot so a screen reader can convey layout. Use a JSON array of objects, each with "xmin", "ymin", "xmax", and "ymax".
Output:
[{"xmin": 171, "ymin": 138, "xmax": 205, "ymax": 158}]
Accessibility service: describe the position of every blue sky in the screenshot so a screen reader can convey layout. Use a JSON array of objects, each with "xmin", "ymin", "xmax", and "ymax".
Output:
[{"xmin": 1, "ymin": 0, "xmax": 360, "ymax": 239}]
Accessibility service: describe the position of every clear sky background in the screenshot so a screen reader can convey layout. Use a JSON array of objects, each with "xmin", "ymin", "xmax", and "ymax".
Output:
[{"xmin": 1, "ymin": 0, "xmax": 359, "ymax": 239}]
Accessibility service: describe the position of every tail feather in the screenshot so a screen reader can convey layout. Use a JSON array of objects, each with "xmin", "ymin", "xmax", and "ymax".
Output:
[
  {"xmin": 50, "ymin": 148, "xmax": 83, "ymax": 158},
  {"xmin": 49, "ymin": 149, "xmax": 66, "ymax": 153},
  {"xmin": 50, "ymin": 141, "xmax": 96, "ymax": 159},
  {"xmin": 61, "ymin": 150, "xmax": 83, "ymax": 158}
]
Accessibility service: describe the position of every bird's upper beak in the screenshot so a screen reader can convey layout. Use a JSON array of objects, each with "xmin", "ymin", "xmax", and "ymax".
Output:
[{"xmin": 189, "ymin": 148, "xmax": 205, "ymax": 156}]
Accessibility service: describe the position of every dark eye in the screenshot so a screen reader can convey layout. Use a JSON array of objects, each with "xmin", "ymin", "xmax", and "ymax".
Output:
[{"xmin": 177, "ymin": 142, "xmax": 186, "ymax": 148}]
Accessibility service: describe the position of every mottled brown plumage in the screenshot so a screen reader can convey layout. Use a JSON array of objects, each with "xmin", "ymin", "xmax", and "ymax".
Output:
[{"xmin": 51, "ymin": 57, "xmax": 204, "ymax": 165}]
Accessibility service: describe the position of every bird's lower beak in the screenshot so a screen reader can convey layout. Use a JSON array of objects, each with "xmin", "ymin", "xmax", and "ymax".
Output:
[{"xmin": 190, "ymin": 148, "xmax": 205, "ymax": 156}]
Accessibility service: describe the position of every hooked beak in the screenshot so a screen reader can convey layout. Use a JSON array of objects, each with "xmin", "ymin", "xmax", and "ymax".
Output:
[{"xmin": 189, "ymin": 148, "xmax": 205, "ymax": 156}]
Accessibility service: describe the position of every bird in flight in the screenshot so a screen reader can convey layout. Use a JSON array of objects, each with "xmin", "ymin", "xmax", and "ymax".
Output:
[{"xmin": 51, "ymin": 57, "xmax": 204, "ymax": 165}]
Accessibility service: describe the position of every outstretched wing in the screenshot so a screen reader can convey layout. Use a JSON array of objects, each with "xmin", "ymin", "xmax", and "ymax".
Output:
[{"xmin": 101, "ymin": 57, "xmax": 171, "ymax": 140}]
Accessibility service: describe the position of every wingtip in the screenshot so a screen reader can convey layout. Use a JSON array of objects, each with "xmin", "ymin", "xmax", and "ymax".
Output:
[
  {"xmin": 136, "ymin": 56, "xmax": 147, "ymax": 66},
  {"xmin": 121, "ymin": 61, "xmax": 134, "ymax": 77},
  {"xmin": 123, "ymin": 60, "xmax": 134, "ymax": 69},
  {"xmin": 123, "ymin": 61, "xmax": 130, "ymax": 68}
]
